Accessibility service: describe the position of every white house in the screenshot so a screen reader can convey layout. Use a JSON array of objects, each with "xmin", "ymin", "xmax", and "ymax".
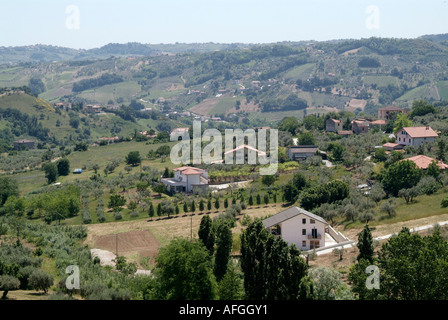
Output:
[
  {"xmin": 396, "ymin": 126, "xmax": 438, "ymax": 147},
  {"xmin": 262, "ymin": 206, "xmax": 329, "ymax": 251},
  {"xmin": 161, "ymin": 166, "xmax": 208, "ymax": 193}
]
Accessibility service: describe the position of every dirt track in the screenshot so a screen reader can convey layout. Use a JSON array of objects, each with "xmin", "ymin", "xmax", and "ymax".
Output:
[{"xmin": 92, "ymin": 229, "xmax": 159, "ymax": 264}]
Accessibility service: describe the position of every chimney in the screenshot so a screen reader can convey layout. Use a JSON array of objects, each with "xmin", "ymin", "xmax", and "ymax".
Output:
[{"xmin": 426, "ymin": 125, "xmax": 429, "ymax": 130}]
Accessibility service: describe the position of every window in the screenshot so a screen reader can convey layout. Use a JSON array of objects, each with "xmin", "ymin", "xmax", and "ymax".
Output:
[
  {"xmin": 302, "ymin": 218, "xmax": 306, "ymax": 224},
  {"xmin": 302, "ymin": 229, "xmax": 306, "ymax": 236},
  {"xmin": 310, "ymin": 219, "xmax": 315, "ymax": 224},
  {"xmin": 302, "ymin": 241, "xmax": 306, "ymax": 247}
]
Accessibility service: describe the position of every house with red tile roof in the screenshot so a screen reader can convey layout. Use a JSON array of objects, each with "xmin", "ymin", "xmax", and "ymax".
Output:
[
  {"xmin": 161, "ymin": 166, "xmax": 208, "ymax": 193},
  {"xmin": 382, "ymin": 142, "xmax": 404, "ymax": 152},
  {"xmin": 402, "ymin": 155, "xmax": 448, "ymax": 170},
  {"xmin": 396, "ymin": 126, "xmax": 438, "ymax": 147}
]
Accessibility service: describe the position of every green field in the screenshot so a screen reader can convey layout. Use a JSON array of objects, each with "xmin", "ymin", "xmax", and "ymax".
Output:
[
  {"xmin": 77, "ymin": 81, "xmax": 142, "ymax": 104},
  {"xmin": 436, "ymin": 81, "xmax": 448, "ymax": 100},
  {"xmin": 362, "ymin": 75, "xmax": 399, "ymax": 87},
  {"xmin": 9, "ymin": 140, "xmax": 178, "ymax": 196},
  {"xmin": 248, "ymin": 109, "xmax": 305, "ymax": 122},
  {"xmin": 210, "ymin": 96, "xmax": 239, "ymax": 115},
  {"xmin": 284, "ymin": 63, "xmax": 315, "ymax": 81}
]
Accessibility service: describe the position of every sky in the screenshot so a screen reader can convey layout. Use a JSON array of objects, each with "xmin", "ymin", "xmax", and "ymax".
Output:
[{"xmin": 0, "ymin": 0, "xmax": 447, "ymax": 49}]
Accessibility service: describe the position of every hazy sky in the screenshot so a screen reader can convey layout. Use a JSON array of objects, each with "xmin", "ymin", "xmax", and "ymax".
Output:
[{"xmin": 1, "ymin": 0, "xmax": 447, "ymax": 49}]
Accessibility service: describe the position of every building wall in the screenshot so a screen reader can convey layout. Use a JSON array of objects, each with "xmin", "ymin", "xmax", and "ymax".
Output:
[
  {"xmin": 288, "ymin": 150, "xmax": 316, "ymax": 161},
  {"xmin": 185, "ymin": 174, "xmax": 200, "ymax": 192},
  {"xmin": 326, "ymin": 120, "xmax": 342, "ymax": 132},
  {"xmin": 353, "ymin": 124, "xmax": 369, "ymax": 134},
  {"xmin": 378, "ymin": 109, "xmax": 403, "ymax": 120},
  {"xmin": 279, "ymin": 214, "xmax": 326, "ymax": 251},
  {"xmin": 397, "ymin": 132, "xmax": 436, "ymax": 147}
]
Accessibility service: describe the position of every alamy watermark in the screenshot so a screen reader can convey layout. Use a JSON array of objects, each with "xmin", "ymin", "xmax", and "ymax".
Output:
[
  {"xmin": 65, "ymin": 265, "xmax": 80, "ymax": 290},
  {"xmin": 66, "ymin": 5, "xmax": 80, "ymax": 30},
  {"xmin": 365, "ymin": 5, "xmax": 380, "ymax": 30},
  {"xmin": 365, "ymin": 265, "xmax": 380, "ymax": 290},
  {"xmin": 170, "ymin": 120, "xmax": 278, "ymax": 175}
]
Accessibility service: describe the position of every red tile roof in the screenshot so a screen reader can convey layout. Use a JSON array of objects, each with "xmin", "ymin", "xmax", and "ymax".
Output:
[
  {"xmin": 383, "ymin": 143, "xmax": 401, "ymax": 149},
  {"xmin": 402, "ymin": 126, "xmax": 438, "ymax": 138},
  {"xmin": 173, "ymin": 167, "xmax": 206, "ymax": 175},
  {"xmin": 181, "ymin": 168, "xmax": 205, "ymax": 175},
  {"xmin": 370, "ymin": 120, "xmax": 386, "ymax": 125},
  {"xmin": 403, "ymin": 155, "xmax": 448, "ymax": 170}
]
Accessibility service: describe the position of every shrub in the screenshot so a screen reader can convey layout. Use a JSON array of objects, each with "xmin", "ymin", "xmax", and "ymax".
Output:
[
  {"xmin": 29, "ymin": 270, "xmax": 54, "ymax": 294},
  {"xmin": 380, "ymin": 198, "xmax": 397, "ymax": 217},
  {"xmin": 441, "ymin": 198, "xmax": 448, "ymax": 208},
  {"xmin": 113, "ymin": 210, "xmax": 123, "ymax": 220},
  {"xmin": 417, "ymin": 176, "xmax": 440, "ymax": 195},
  {"xmin": 398, "ymin": 187, "xmax": 421, "ymax": 204},
  {"xmin": 129, "ymin": 211, "xmax": 140, "ymax": 218},
  {"xmin": 0, "ymin": 275, "xmax": 20, "ymax": 299}
]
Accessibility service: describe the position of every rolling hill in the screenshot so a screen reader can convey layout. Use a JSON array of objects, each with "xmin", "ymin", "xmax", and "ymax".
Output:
[{"xmin": 1, "ymin": 36, "xmax": 448, "ymax": 125}]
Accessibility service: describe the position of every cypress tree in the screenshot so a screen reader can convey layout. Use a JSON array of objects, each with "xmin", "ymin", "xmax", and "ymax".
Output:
[
  {"xmin": 357, "ymin": 224, "xmax": 374, "ymax": 263},
  {"xmin": 248, "ymin": 195, "xmax": 254, "ymax": 206},
  {"xmin": 198, "ymin": 215, "xmax": 215, "ymax": 255},
  {"xmin": 157, "ymin": 203, "xmax": 162, "ymax": 217},
  {"xmin": 148, "ymin": 202, "xmax": 155, "ymax": 219},
  {"xmin": 264, "ymin": 194, "xmax": 269, "ymax": 205},
  {"xmin": 199, "ymin": 199, "xmax": 205, "ymax": 212},
  {"xmin": 207, "ymin": 198, "xmax": 212, "ymax": 211},
  {"xmin": 214, "ymin": 198, "xmax": 220, "ymax": 210},
  {"xmin": 214, "ymin": 221, "xmax": 233, "ymax": 282}
]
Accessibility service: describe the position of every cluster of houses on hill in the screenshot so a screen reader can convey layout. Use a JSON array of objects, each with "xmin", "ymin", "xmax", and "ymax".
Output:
[
  {"xmin": 325, "ymin": 105, "xmax": 406, "ymax": 136},
  {"xmin": 289, "ymin": 104, "xmax": 443, "ymax": 167}
]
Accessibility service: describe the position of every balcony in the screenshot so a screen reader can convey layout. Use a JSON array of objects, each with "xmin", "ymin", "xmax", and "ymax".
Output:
[{"xmin": 308, "ymin": 234, "xmax": 322, "ymax": 240}]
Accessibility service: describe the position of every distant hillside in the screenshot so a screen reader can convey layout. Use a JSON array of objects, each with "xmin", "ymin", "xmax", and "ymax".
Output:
[
  {"xmin": 0, "ymin": 42, "xmax": 255, "ymax": 65},
  {"xmin": 0, "ymin": 89, "xmax": 181, "ymax": 151},
  {"xmin": 419, "ymin": 33, "xmax": 448, "ymax": 43},
  {"xmin": 1, "ymin": 36, "xmax": 448, "ymax": 121}
]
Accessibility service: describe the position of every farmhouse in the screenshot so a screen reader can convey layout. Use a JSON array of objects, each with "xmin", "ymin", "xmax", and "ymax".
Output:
[
  {"xmin": 97, "ymin": 136, "xmax": 120, "ymax": 145},
  {"xmin": 378, "ymin": 105, "xmax": 405, "ymax": 120},
  {"xmin": 403, "ymin": 155, "xmax": 448, "ymax": 170},
  {"xmin": 337, "ymin": 130, "xmax": 353, "ymax": 137},
  {"xmin": 382, "ymin": 142, "xmax": 404, "ymax": 152},
  {"xmin": 352, "ymin": 119, "xmax": 370, "ymax": 134},
  {"xmin": 170, "ymin": 127, "xmax": 190, "ymax": 135},
  {"xmin": 396, "ymin": 126, "xmax": 438, "ymax": 147},
  {"xmin": 262, "ymin": 206, "xmax": 329, "ymax": 250},
  {"xmin": 288, "ymin": 145, "xmax": 319, "ymax": 161},
  {"xmin": 161, "ymin": 166, "xmax": 209, "ymax": 193},
  {"xmin": 13, "ymin": 139, "xmax": 35, "ymax": 150},
  {"xmin": 325, "ymin": 119, "xmax": 342, "ymax": 132},
  {"xmin": 84, "ymin": 105, "xmax": 102, "ymax": 114},
  {"xmin": 54, "ymin": 102, "xmax": 72, "ymax": 111}
]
